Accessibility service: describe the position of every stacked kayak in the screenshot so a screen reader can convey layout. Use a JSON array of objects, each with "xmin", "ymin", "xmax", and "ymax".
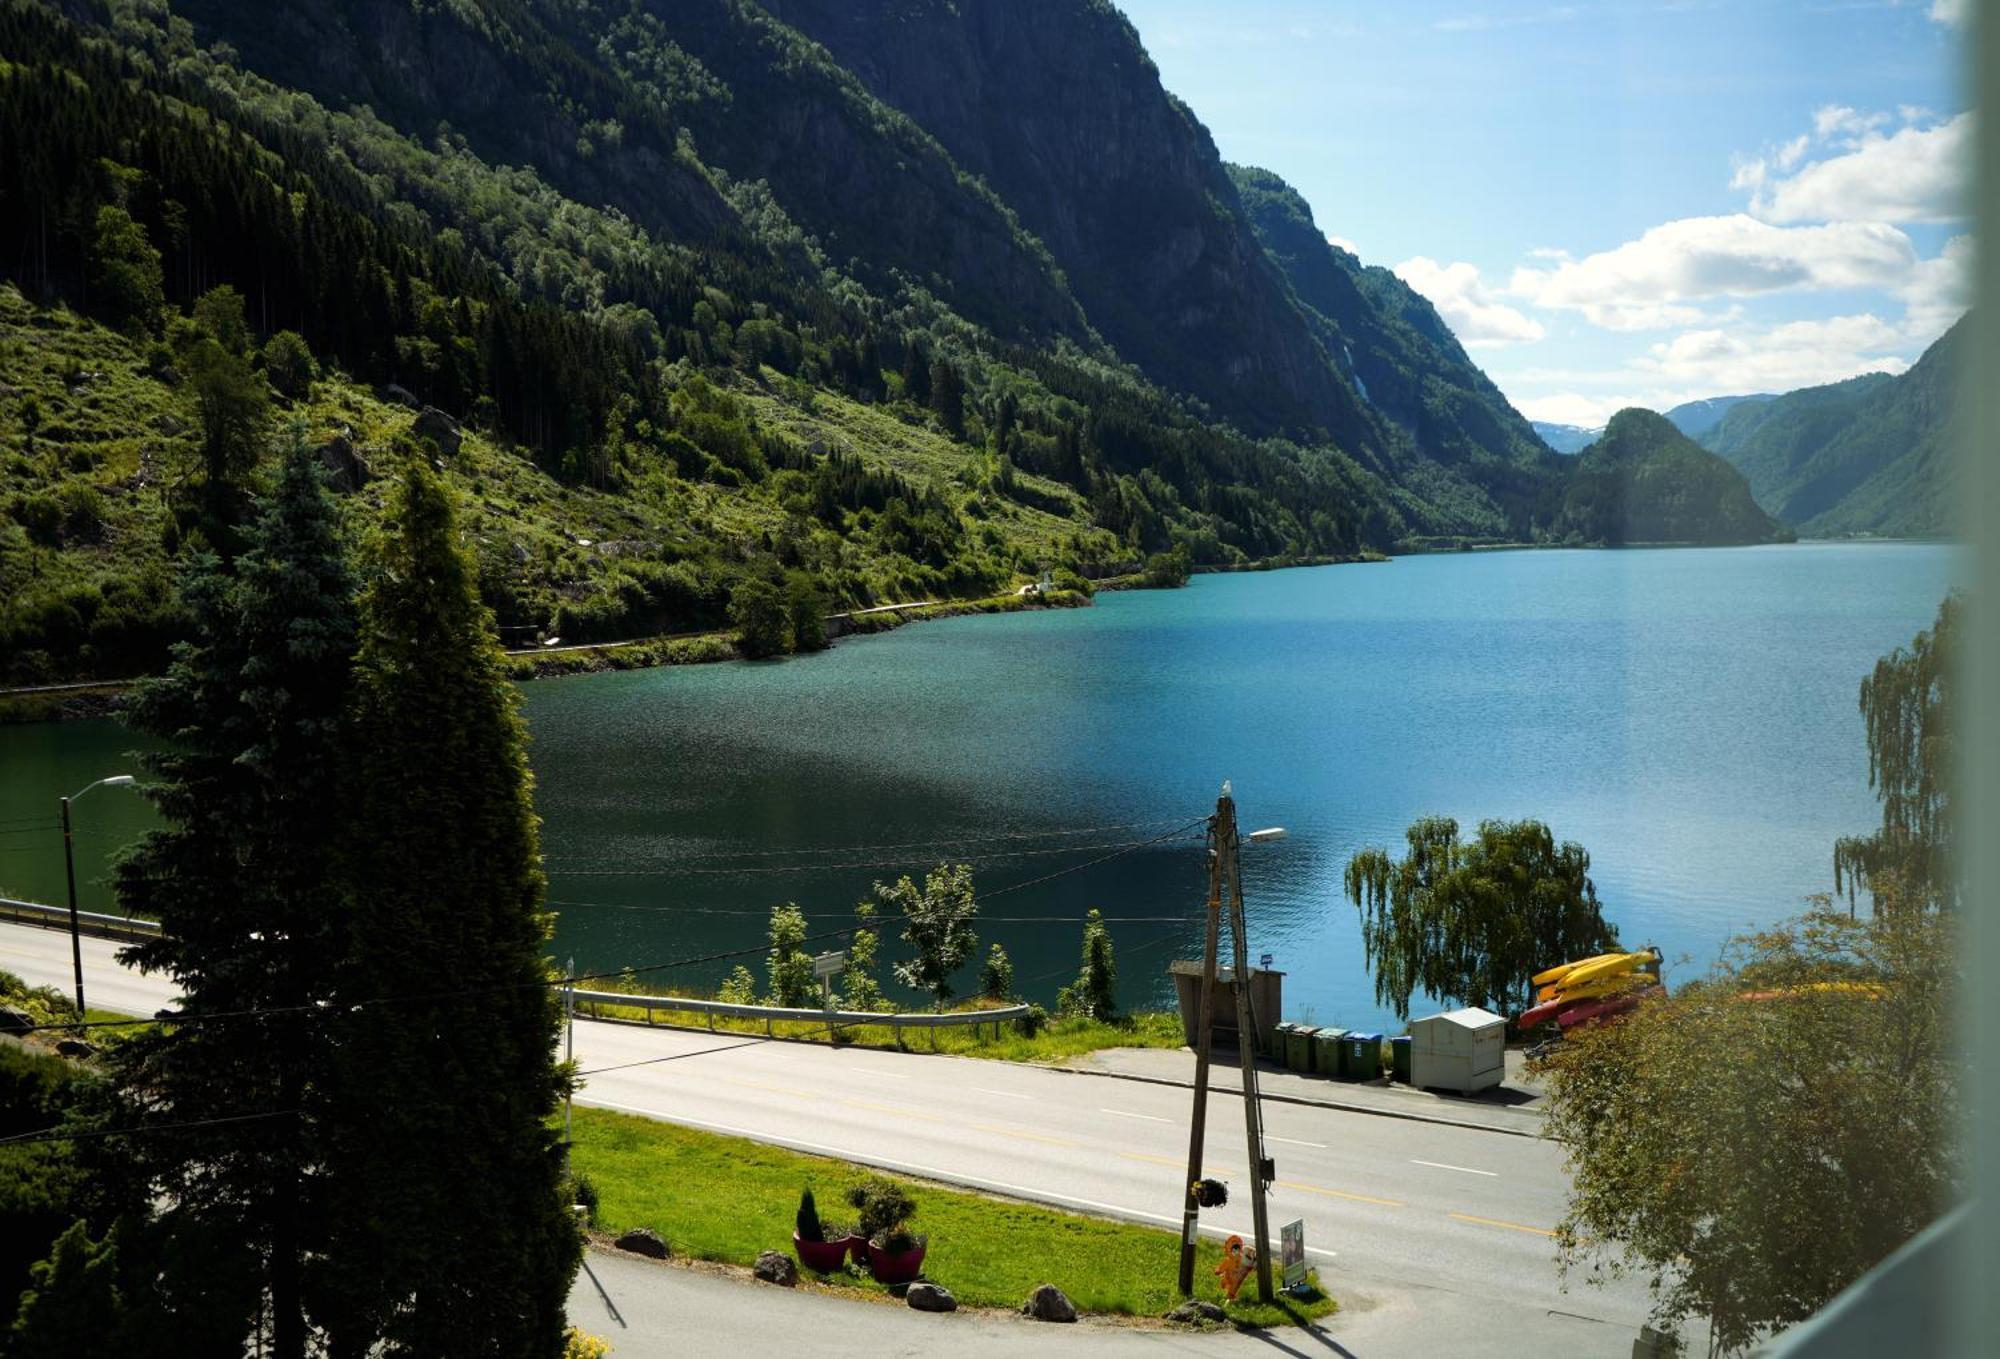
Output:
[{"xmin": 1517, "ymin": 948, "xmax": 1664, "ymax": 1033}]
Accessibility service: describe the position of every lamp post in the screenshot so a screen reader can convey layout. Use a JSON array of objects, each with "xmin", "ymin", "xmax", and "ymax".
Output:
[{"xmin": 59, "ymin": 774, "xmax": 137, "ymax": 1013}]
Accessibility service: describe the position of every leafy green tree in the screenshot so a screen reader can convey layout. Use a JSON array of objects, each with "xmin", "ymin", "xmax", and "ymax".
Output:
[
  {"xmin": 1140, "ymin": 544, "xmax": 1192, "ymax": 588},
  {"xmin": 1056, "ymin": 909, "xmax": 1118, "ymax": 1020},
  {"xmin": 110, "ymin": 429, "xmax": 357, "ymax": 1359},
  {"xmin": 766, "ymin": 903, "xmax": 816, "ymax": 1006},
  {"xmin": 717, "ymin": 965, "xmax": 759, "ymax": 1006},
  {"xmin": 1836, "ymin": 593, "xmax": 1958, "ymax": 914},
  {"xmin": 879, "ymin": 863, "xmax": 979, "ymax": 1009},
  {"xmin": 784, "ymin": 571, "xmax": 827, "ymax": 652},
  {"xmin": 262, "ymin": 330, "xmax": 318, "ymax": 400},
  {"xmin": 88, "ymin": 204, "xmax": 163, "ymax": 337},
  {"xmin": 731, "ymin": 576, "xmax": 788, "ymax": 659},
  {"xmin": 977, "ymin": 943, "xmax": 1013, "ymax": 1001},
  {"xmin": 1538, "ymin": 901, "xmax": 1954, "ymax": 1354},
  {"xmin": 1345, "ymin": 817, "xmax": 1618, "ymax": 1020},
  {"xmin": 319, "ymin": 457, "xmax": 578, "ymax": 1358},
  {"xmin": 192, "ymin": 283, "xmax": 252, "ymax": 355},
  {"xmin": 841, "ymin": 902, "xmax": 888, "ymax": 1012}
]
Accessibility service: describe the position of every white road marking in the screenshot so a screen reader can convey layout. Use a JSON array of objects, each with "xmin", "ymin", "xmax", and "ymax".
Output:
[
  {"xmin": 1265, "ymin": 1134, "xmax": 1328, "ymax": 1148},
  {"xmin": 1412, "ymin": 1158, "xmax": 1498, "ymax": 1177},
  {"xmin": 1101, "ymin": 1108, "xmax": 1174, "ymax": 1123},
  {"xmin": 971, "ymin": 1087, "xmax": 1032, "ymax": 1100}
]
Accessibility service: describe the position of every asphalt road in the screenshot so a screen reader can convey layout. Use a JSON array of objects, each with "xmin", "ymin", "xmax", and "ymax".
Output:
[{"xmin": 4, "ymin": 922, "xmax": 1680, "ymax": 1356}]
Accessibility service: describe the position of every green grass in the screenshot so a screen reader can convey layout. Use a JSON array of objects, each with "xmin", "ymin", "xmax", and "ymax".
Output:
[
  {"xmin": 571, "ymin": 1105, "xmax": 1334, "ymax": 1325},
  {"xmin": 571, "ymin": 989, "xmax": 1190, "ymax": 1064}
]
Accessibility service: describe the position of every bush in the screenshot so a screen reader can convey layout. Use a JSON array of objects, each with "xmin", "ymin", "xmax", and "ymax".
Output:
[
  {"xmin": 261, "ymin": 330, "xmax": 317, "ymax": 400},
  {"xmin": 845, "ymin": 1177, "xmax": 917, "ymax": 1249},
  {"xmin": 568, "ymin": 1172, "xmax": 599, "ymax": 1222},
  {"xmin": 12, "ymin": 493, "xmax": 62, "ymax": 545},
  {"xmin": 730, "ymin": 576, "xmax": 788, "ymax": 659},
  {"xmin": 716, "ymin": 966, "xmax": 758, "ymax": 1007},
  {"xmin": 1013, "ymin": 1003, "xmax": 1049, "ymax": 1038},
  {"xmin": 978, "ymin": 944, "xmax": 1013, "ymax": 1000},
  {"xmin": 1056, "ymin": 910, "xmax": 1118, "ymax": 1021},
  {"xmin": 562, "ymin": 1328, "xmax": 611, "ymax": 1359}
]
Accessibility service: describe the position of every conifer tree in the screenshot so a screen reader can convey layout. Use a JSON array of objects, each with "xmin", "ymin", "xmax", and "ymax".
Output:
[
  {"xmin": 111, "ymin": 428, "xmax": 358, "ymax": 1358},
  {"xmin": 318, "ymin": 455, "xmax": 578, "ymax": 1359}
]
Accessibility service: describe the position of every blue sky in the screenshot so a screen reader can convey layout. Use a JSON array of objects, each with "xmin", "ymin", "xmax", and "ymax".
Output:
[{"xmin": 1116, "ymin": 0, "xmax": 1973, "ymax": 425}]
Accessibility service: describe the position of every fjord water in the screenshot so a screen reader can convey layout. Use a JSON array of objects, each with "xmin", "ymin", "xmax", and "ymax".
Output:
[{"xmin": 1, "ymin": 544, "xmax": 1958, "ymax": 1033}]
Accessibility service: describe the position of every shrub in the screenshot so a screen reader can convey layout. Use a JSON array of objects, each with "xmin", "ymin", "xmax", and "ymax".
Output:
[
  {"xmin": 796, "ymin": 1186, "xmax": 823, "ymax": 1243},
  {"xmin": 261, "ymin": 330, "xmax": 317, "ymax": 400},
  {"xmin": 1056, "ymin": 910, "xmax": 1118, "ymax": 1021},
  {"xmin": 562, "ymin": 1328, "xmax": 611, "ymax": 1359},
  {"xmin": 845, "ymin": 1177, "xmax": 917, "ymax": 1249},
  {"xmin": 978, "ymin": 944, "xmax": 1013, "ymax": 1000},
  {"xmin": 730, "ymin": 576, "xmax": 788, "ymax": 659},
  {"xmin": 766, "ymin": 904, "xmax": 815, "ymax": 1007},
  {"xmin": 1013, "ymin": 1002, "xmax": 1049, "ymax": 1038},
  {"xmin": 716, "ymin": 966, "xmax": 758, "ymax": 1006}
]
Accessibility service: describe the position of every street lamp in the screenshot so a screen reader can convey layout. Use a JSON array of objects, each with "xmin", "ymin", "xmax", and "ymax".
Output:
[{"xmin": 60, "ymin": 774, "xmax": 137, "ymax": 1013}]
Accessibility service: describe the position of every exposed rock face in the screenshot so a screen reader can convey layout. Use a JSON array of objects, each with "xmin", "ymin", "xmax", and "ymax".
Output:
[
  {"xmin": 752, "ymin": 1249, "xmax": 798, "ymax": 1286},
  {"xmin": 613, "ymin": 1228, "xmax": 670, "ymax": 1259},
  {"xmin": 906, "ymin": 1281, "xmax": 956, "ymax": 1312},
  {"xmin": 413, "ymin": 406, "xmax": 462, "ymax": 460},
  {"xmin": 318, "ymin": 431, "xmax": 372, "ymax": 493},
  {"xmin": 1022, "ymin": 1283, "xmax": 1077, "ymax": 1322}
]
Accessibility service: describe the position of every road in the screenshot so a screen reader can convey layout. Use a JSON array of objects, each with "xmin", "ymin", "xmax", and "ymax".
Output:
[{"xmin": 4, "ymin": 922, "xmax": 1678, "ymax": 1356}]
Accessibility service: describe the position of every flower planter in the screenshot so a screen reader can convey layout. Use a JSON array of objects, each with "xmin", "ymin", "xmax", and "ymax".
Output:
[
  {"xmin": 864, "ymin": 1235, "xmax": 928, "ymax": 1285},
  {"xmin": 793, "ymin": 1231, "xmax": 857, "ymax": 1273}
]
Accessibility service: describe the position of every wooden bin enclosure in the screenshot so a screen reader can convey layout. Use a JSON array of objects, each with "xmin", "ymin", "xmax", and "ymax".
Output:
[{"xmin": 1168, "ymin": 962, "xmax": 1283, "ymax": 1054}]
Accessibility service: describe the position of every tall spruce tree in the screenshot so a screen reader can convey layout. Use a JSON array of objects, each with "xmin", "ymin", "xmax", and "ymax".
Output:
[
  {"xmin": 318, "ymin": 455, "xmax": 577, "ymax": 1358},
  {"xmin": 110, "ymin": 428, "xmax": 357, "ymax": 1357}
]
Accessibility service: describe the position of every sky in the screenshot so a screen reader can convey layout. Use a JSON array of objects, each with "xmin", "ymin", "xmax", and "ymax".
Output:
[{"xmin": 1116, "ymin": 0, "xmax": 1973, "ymax": 427}]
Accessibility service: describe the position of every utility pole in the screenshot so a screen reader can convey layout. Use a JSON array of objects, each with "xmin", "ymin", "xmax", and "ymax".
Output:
[
  {"xmin": 563, "ymin": 956, "xmax": 576, "ymax": 1180},
  {"xmin": 1176, "ymin": 784, "xmax": 1279, "ymax": 1302},
  {"xmin": 59, "ymin": 795, "xmax": 83, "ymax": 1015}
]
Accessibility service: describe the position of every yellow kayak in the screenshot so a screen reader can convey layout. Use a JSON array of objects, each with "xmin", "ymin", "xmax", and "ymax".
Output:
[
  {"xmin": 1553, "ymin": 971, "xmax": 1655, "ymax": 1003},
  {"xmin": 1532, "ymin": 952, "xmax": 1625, "ymax": 987},
  {"xmin": 1560, "ymin": 952, "xmax": 1657, "ymax": 990}
]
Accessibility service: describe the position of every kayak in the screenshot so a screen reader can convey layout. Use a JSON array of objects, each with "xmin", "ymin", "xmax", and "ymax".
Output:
[
  {"xmin": 1559, "ymin": 952, "xmax": 1658, "ymax": 990},
  {"xmin": 1516, "ymin": 995, "xmax": 1573, "ymax": 1029},
  {"xmin": 1532, "ymin": 952, "xmax": 1625, "ymax": 987},
  {"xmin": 1558, "ymin": 985, "xmax": 1663, "ymax": 1030},
  {"xmin": 1553, "ymin": 971, "xmax": 1654, "ymax": 1003}
]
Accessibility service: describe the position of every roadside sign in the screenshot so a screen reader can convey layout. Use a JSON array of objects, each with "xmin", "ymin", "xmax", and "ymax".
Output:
[
  {"xmin": 1280, "ymin": 1219, "xmax": 1307, "ymax": 1289},
  {"xmin": 1260, "ymin": 952, "xmax": 1273, "ymax": 970},
  {"xmin": 812, "ymin": 951, "xmax": 847, "ymax": 980}
]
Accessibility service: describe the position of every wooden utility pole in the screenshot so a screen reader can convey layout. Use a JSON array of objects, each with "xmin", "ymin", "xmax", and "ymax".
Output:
[{"xmin": 1177, "ymin": 785, "xmax": 1277, "ymax": 1302}]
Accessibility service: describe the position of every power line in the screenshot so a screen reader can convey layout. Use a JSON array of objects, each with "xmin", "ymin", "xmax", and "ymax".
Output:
[
  {"xmin": 0, "ymin": 1108, "xmax": 298, "ymax": 1148},
  {"xmin": 543, "ymin": 816, "xmax": 1192, "ymax": 866},
  {"xmin": 545, "ymin": 832, "xmax": 1204, "ymax": 877},
  {"xmin": 544, "ymin": 897, "xmax": 1191, "ymax": 924}
]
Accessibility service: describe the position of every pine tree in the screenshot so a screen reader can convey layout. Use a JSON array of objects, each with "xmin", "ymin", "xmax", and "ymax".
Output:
[
  {"xmin": 319, "ymin": 455, "xmax": 578, "ymax": 1359},
  {"xmin": 110, "ymin": 428, "xmax": 358, "ymax": 1358}
]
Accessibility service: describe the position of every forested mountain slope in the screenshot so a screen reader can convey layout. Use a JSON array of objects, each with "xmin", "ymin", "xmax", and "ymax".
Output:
[
  {"xmin": 1557, "ymin": 410, "xmax": 1788, "ymax": 547},
  {"xmin": 1696, "ymin": 322, "xmax": 1963, "ymax": 537}
]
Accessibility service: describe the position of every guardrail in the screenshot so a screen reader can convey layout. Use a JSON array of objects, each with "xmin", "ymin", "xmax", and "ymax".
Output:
[
  {"xmin": 0, "ymin": 896, "xmax": 160, "ymax": 943},
  {"xmin": 569, "ymin": 987, "xmax": 1029, "ymax": 1039}
]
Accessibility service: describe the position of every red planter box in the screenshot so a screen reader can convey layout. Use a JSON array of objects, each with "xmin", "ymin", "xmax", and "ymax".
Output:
[
  {"xmin": 793, "ymin": 1232, "xmax": 857, "ymax": 1272},
  {"xmin": 864, "ymin": 1237, "xmax": 927, "ymax": 1285}
]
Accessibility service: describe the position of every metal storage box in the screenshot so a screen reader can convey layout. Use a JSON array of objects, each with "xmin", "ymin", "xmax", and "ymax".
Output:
[{"xmin": 1407, "ymin": 1006, "xmax": 1506, "ymax": 1094}]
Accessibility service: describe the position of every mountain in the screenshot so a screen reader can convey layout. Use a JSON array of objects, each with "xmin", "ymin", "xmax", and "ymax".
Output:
[
  {"xmin": 1663, "ymin": 394, "xmax": 1773, "ymax": 442},
  {"xmin": 1694, "ymin": 323, "xmax": 1962, "ymax": 537},
  {"xmin": 1532, "ymin": 422, "xmax": 1600, "ymax": 455},
  {"xmin": 1556, "ymin": 410, "xmax": 1788, "ymax": 547}
]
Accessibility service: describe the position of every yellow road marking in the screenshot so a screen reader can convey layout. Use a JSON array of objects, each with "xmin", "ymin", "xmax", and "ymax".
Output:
[
  {"xmin": 1122, "ymin": 1151, "xmax": 1195, "ymax": 1168},
  {"xmin": 1275, "ymin": 1180, "xmax": 1403, "ymax": 1208},
  {"xmin": 974, "ymin": 1124, "xmax": 1082, "ymax": 1148},
  {"xmin": 1449, "ymin": 1211, "xmax": 1556, "ymax": 1238},
  {"xmin": 840, "ymin": 1098, "xmax": 950, "ymax": 1124}
]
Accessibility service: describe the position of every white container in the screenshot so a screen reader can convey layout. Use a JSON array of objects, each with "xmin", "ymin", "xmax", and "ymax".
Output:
[{"xmin": 1408, "ymin": 1006, "xmax": 1506, "ymax": 1094}]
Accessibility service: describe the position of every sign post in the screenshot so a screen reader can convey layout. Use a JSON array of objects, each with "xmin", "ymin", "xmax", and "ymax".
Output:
[
  {"xmin": 813, "ymin": 950, "xmax": 847, "ymax": 1041},
  {"xmin": 1280, "ymin": 1219, "xmax": 1307, "ymax": 1292}
]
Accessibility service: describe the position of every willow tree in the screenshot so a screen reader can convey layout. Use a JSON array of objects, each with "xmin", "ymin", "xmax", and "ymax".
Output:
[
  {"xmin": 1344, "ymin": 817, "xmax": 1618, "ymax": 1020},
  {"xmin": 1835, "ymin": 592, "xmax": 1959, "ymax": 914},
  {"xmin": 316, "ymin": 457, "xmax": 577, "ymax": 1358}
]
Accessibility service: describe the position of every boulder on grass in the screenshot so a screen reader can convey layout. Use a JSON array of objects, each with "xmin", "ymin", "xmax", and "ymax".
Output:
[
  {"xmin": 753, "ymin": 1250, "xmax": 798, "ymax": 1286},
  {"xmin": 906, "ymin": 1282, "xmax": 956, "ymax": 1313},
  {"xmin": 55, "ymin": 1038, "xmax": 97, "ymax": 1059},
  {"xmin": 1022, "ymin": 1283, "xmax": 1077, "ymax": 1323},
  {"xmin": 0, "ymin": 1006, "xmax": 32, "ymax": 1034},
  {"xmin": 1165, "ymin": 1299, "xmax": 1227, "ymax": 1325},
  {"xmin": 318, "ymin": 431, "xmax": 372, "ymax": 494},
  {"xmin": 413, "ymin": 406, "xmax": 462, "ymax": 460},
  {"xmin": 614, "ymin": 1228, "xmax": 670, "ymax": 1260}
]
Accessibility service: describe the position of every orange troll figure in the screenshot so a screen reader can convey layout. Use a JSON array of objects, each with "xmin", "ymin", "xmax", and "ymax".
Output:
[{"xmin": 1215, "ymin": 1234, "xmax": 1257, "ymax": 1300}]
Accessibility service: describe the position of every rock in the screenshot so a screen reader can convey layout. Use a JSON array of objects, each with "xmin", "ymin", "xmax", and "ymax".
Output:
[
  {"xmin": 318, "ymin": 432, "xmax": 373, "ymax": 494},
  {"xmin": 752, "ymin": 1250, "xmax": 797, "ymax": 1286},
  {"xmin": 413, "ymin": 405, "xmax": 462, "ymax": 459},
  {"xmin": 1165, "ymin": 1299, "xmax": 1226, "ymax": 1325},
  {"xmin": 0, "ymin": 1006, "xmax": 33, "ymax": 1034},
  {"xmin": 382, "ymin": 382, "xmax": 421, "ymax": 409},
  {"xmin": 55, "ymin": 1038, "xmax": 97, "ymax": 1059},
  {"xmin": 511, "ymin": 540, "xmax": 531, "ymax": 564},
  {"xmin": 613, "ymin": 1228, "xmax": 670, "ymax": 1259},
  {"xmin": 1022, "ymin": 1283, "xmax": 1077, "ymax": 1323},
  {"xmin": 906, "ymin": 1282, "xmax": 956, "ymax": 1312}
]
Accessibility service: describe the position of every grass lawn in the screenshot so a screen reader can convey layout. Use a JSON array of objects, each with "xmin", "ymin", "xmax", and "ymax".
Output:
[
  {"xmin": 571, "ymin": 1105, "xmax": 1334, "ymax": 1327},
  {"xmin": 570, "ymin": 995, "xmax": 1191, "ymax": 1064}
]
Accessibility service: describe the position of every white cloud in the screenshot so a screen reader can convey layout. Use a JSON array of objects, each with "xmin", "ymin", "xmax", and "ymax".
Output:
[
  {"xmin": 1748, "ymin": 112, "xmax": 1971, "ymax": 224},
  {"xmin": 1325, "ymin": 232, "xmax": 1360, "ymax": 256},
  {"xmin": 1930, "ymin": 0, "xmax": 1968, "ymax": 26},
  {"xmin": 1392, "ymin": 256, "xmax": 1547, "ymax": 347},
  {"xmin": 1776, "ymin": 134, "xmax": 1812, "ymax": 171},
  {"xmin": 1509, "ymin": 214, "xmax": 1920, "ymax": 330},
  {"xmin": 1899, "ymin": 234, "xmax": 1974, "ymax": 335}
]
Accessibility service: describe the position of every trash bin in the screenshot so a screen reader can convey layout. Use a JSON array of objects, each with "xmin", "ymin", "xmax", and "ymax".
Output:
[
  {"xmin": 1311, "ymin": 1027, "xmax": 1348, "ymax": 1078},
  {"xmin": 1389, "ymin": 1035, "xmax": 1413, "ymax": 1083},
  {"xmin": 1342, "ymin": 1031, "xmax": 1384, "ymax": 1081},
  {"xmin": 1283, "ymin": 1024, "xmax": 1319, "ymax": 1073}
]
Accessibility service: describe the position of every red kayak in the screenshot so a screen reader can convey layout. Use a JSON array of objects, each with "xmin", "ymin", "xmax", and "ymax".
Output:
[
  {"xmin": 1516, "ymin": 995, "xmax": 1574, "ymax": 1029},
  {"xmin": 1557, "ymin": 985, "xmax": 1664, "ymax": 1031}
]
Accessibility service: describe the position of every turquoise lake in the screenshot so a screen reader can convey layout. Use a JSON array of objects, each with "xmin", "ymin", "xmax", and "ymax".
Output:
[{"xmin": 0, "ymin": 543, "xmax": 1960, "ymax": 1033}]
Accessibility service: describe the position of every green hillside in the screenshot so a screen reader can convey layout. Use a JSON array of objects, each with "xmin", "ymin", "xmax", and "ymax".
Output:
[
  {"xmin": 1557, "ymin": 410, "xmax": 1790, "ymax": 547},
  {"xmin": 1696, "ymin": 322, "xmax": 1963, "ymax": 537}
]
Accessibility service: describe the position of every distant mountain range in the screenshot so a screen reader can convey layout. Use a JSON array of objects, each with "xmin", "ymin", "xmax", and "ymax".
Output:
[
  {"xmin": 1692, "ymin": 320, "xmax": 1962, "ymax": 537},
  {"xmin": 1532, "ymin": 422, "xmax": 1601, "ymax": 455},
  {"xmin": 1663, "ymin": 394, "xmax": 1774, "ymax": 442}
]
